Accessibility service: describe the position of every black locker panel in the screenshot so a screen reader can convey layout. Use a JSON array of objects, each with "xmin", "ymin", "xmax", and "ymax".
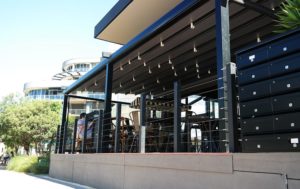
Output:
[
  {"xmin": 274, "ymin": 133, "xmax": 300, "ymax": 151},
  {"xmin": 270, "ymin": 72, "xmax": 300, "ymax": 95},
  {"xmin": 241, "ymin": 115, "xmax": 274, "ymax": 135},
  {"xmin": 238, "ymin": 64, "xmax": 270, "ymax": 85},
  {"xmin": 270, "ymin": 53, "xmax": 300, "ymax": 77},
  {"xmin": 237, "ymin": 29, "xmax": 300, "ymax": 152},
  {"xmin": 272, "ymin": 92, "xmax": 300, "ymax": 114},
  {"xmin": 274, "ymin": 112, "xmax": 300, "ymax": 132},
  {"xmin": 239, "ymin": 80, "xmax": 270, "ymax": 102},
  {"xmin": 242, "ymin": 134, "xmax": 276, "ymax": 152},
  {"xmin": 236, "ymin": 46, "xmax": 268, "ymax": 70},
  {"xmin": 240, "ymin": 98, "xmax": 273, "ymax": 118},
  {"xmin": 269, "ymin": 32, "xmax": 300, "ymax": 59}
]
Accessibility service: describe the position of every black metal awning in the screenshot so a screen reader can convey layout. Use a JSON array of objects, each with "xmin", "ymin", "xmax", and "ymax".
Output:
[{"xmin": 65, "ymin": 0, "xmax": 283, "ymax": 99}]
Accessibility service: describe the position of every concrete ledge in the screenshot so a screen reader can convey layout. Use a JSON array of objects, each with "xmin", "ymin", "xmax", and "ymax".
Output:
[
  {"xmin": 233, "ymin": 153, "xmax": 300, "ymax": 179},
  {"xmin": 50, "ymin": 153, "xmax": 300, "ymax": 189},
  {"xmin": 124, "ymin": 153, "xmax": 233, "ymax": 173}
]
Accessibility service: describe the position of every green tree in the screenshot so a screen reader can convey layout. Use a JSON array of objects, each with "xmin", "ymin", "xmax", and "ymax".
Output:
[
  {"xmin": 0, "ymin": 97, "xmax": 61, "ymax": 155},
  {"xmin": 275, "ymin": 0, "xmax": 300, "ymax": 33}
]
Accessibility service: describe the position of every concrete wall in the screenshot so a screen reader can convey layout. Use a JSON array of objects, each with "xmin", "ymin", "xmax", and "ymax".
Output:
[{"xmin": 50, "ymin": 153, "xmax": 300, "ymax": 189}]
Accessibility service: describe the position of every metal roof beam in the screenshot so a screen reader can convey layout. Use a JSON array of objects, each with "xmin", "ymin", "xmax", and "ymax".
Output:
[{"xmin": 231, "ymin": 0, "xmax": 277, "ymax": 19}]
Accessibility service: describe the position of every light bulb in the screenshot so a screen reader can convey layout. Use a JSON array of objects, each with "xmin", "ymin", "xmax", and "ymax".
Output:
[{"xmin": 184, "ymin": 66, "xmax": 187, "ymax": 71}]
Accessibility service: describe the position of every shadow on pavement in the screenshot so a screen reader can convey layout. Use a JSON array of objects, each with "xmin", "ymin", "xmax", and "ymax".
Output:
[{"xmin": 25, "ymin": 173, "xmax": 94, "ymax": 189}]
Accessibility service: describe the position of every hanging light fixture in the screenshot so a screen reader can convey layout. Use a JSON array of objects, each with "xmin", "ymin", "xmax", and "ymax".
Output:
[
  {"xmin": 193, "ymin": 43, "xmax": 198, "ymax": 53},
  {"xmin": 184, "ymin": 66, "xmax": 187, "ymax": 72},
  {"xmin": 256, "ymin": 33, "xmax": 261, "ymax": 43},
  {"xmin": 120, "ymin": 82, "xmax": 122, "ymax": 88},
  {"xmin": 142, "ymin": 84, "xmax": 145, "ymax": 90},
  {"xmin": 128, "ymin": 59, "xmax": 131, "ymax": 65},
  {"xmin": 168, "ymin": 56, "xmax": 172, "ymax": 64},
  {"xmin": 171, "ymin": 65, "xmax": 175, "ymax": 70},
  {"xmin": 190, "ymin": 20, "xmax": 195, "ymax": 29},
  {"xmin": 196, "ymin": 60, "xmax": 199, "ymax": 68},
  {"xmin": 94, "ymin": 81, "xmax": 98, "ymax": 86},
  {"xmin": 197, "ymin": 74, "xmax": 200, "ymax": 79},
  {"xmin": 163, "ymin": 86, "xmax": 166, "ymax": 91},
  {"xmin": 208, "ymin": 69, "xmax": 211, "ymax": 74},
  {"xmin": 196, "ymin": 69, "xmax": 199, "ymax": 73},
  {"xmin": 148, "ymin": 67, "xmax": 152, "ymax": 74},
  {"xmin": 143, "ymin": 61, "xmax": 147, "ymax": 67},
  {"xmin": 156, "ymin": 78, "xmax": 160, "ymax": 84},
  {"xmin": 160, "ymin": 37, "xmax": 164, "ymax": 47},
  {"xmin": 132, "ymin": 75, "xmax": 136, "ymax": 82},
  {"xmin": 120, "ymin": 65, "xmax": 124, "ymax": 71},
  {"xmin": 174, "ymin": 71, "xmax": 177, "ymax": 77},
  {"xmin": 158, "ymin": 62, "xmax": 161, "ymax": 69},
  {"xmin": 138, "ymin": 52, "xmax": 141, "ymax": 60}
]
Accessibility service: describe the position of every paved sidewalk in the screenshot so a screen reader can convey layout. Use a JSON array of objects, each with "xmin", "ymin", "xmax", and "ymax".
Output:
[{"xmin": 0, "ymin": 166, "xmax": 94, "ymax": 189}]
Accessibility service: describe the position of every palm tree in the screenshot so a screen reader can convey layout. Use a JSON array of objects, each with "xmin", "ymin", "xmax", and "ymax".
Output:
[{"xmin": 274, "ymin": 0, "xmax": 300, "ymax": 33}]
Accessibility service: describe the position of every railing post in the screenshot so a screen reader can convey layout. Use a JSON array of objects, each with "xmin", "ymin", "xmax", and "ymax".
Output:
[
  {"xmin": 103, "ymin": 63, "xmax": 113, "ymax": 152},
  {"xmin": 174, "ymin": 80, "xmax": 182, "ymax": 152},
  {"xmin": 215, "ymin": 0, "xmax": 237, "ymax": 152},
  {"xmin": 114, "ymin": 103, "xmax": 121, "ymax": 152},
  {"xmin": 139, "ymin": 93, "xmax": 146, "ymax": 153},
  {"xmin": 71, "ymin": 119, "xmax": 78, "ymax": 153},
  {"xmin": 59, "ymin": 95, "xmax": 68, "ymax": 153},
  {"xmin": 96, "ymin": 110, "xmax": 104, "ymax": 153}
]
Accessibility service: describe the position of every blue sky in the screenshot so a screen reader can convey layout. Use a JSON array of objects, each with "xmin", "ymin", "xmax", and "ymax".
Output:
[{"xmin": 0, "ymin": 0, "xmax": 119, "ymax": 98}]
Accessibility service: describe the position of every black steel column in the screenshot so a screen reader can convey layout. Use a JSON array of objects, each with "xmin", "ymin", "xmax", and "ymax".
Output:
[
  {"xmin": 96, "ymin": 110, "xmax": 104, "ymax": 153},
  {"xmin": 215, "ymin": 0, "xmax": 236, "ymax": 152},
  {"xmin": 174, "ymin": 80, "xmax": 182, "ymax": 152},
  {"xmin": 103, "ymin": 63, "xmax": 113, "ymax": 152},
  {"xmin": 114, "ymin": 103, "xmax": 121, "ymax": 152},
  {"xmin": 82, "ymin": 118, "xmax": 88, "ymax": 153},
  {"xmin": 59, "ymin": 95, "xmax": 68, "ymax": 153},
  {"xmin": 226, "ymin": 63, "xmax": 238, "ymax": 152},
  {"xmin": 55, "ymin": 124, "xmax": 60, "ymax": 154},
  {"xmin": 139, "ymin": 93, "xmax": 146, "ymax": 153},
  {"xmin": 71, "ymin": 119, "xmax": 78, "ymax": 153}
]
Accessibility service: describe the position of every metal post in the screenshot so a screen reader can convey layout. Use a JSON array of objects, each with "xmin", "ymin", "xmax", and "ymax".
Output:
[
  {"xmin": 96, "ymin": 110, "xmax": 104, "ymax": 153},
  {"xmin": 114, "ymin": 103, "xmax": 121, "ymax": 152},
  {"xmin": 103, "ymin": 63, "xmax": 113, "ymax": 152},
  {"xmin": 139, "ymin": 93, "xmax": 146, "ymax": 153},
  {"xmin": 215, "ymin": 0, "xmax": 236, "ymax": 152},
  {"xmin": 71, "ymin": 119, "xmax": 78, "ymax": 153},
  {"xmin": 226, "ymin": 63, "xmax": 238, "ymax": 152},
  {"xmin": 174, "ymin": 80, "xmax": 182, "ymax": 152},
  {"xmin": 55, "ymin": 124, "xmax": 60, "ymax": 154},
  {"xmin": 59, "ymin": 95, "xmax": 68, "ymax": 153},
  {"xmin": 82, "ymin": 117, "xmax": 88, "ymax": 153}
]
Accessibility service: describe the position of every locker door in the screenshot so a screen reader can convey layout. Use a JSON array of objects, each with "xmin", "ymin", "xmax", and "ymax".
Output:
[
  {"xmin": 240, "ymin": 98, "xmax": 273, "ymax": 118},
  {"xmin": 237, "ymin": 46, "xmax": 269, "ymax": 69},
  {"xmin": 241, "ymin": 116, "xmax": 274, "ymax": 135},
  {"xmin": 274, "ymin": 112, "xmax": 300, "ymax": 133},
  {"xmin": 270, "ymin": 53, "xmax": 300, "ymax": 77},
  {"xmin": 272, "ymin": 92, "xmax": 300, "ymax": 114},
  {"xmin": 271, "ymin": 72, "xmax": 300, "ymax": 96},
  {"xmin": 269, "ymin": 32, "xmax": 300, "ymax": 59},
  {"xmin": 239, "ymin": 80, "xmax": 271, "ymax": 102},
  {"xmin": 238, "ymin": 63, "xmax": 270, "ymax": 85}
]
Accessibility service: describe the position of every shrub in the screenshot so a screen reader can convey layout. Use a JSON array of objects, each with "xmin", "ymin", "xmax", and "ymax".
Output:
[
  {"xmin": 6, "ymin": 155, "xmax": 50, "ymax": 174},
  {"xmin": 275, "ymin": 0, "xmax": 300, "ymax": 33}
]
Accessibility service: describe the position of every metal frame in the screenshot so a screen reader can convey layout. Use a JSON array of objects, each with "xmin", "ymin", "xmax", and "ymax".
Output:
[
  {"xmin": 102, "ymin": 63, "xmax": 113, "ymax": 152},
  {"xmin": 174, "ymin": 80, "xmax": 182, "ymax": 152},
  {"xmin": 139, "ymin": 93, "xmax": 146, "ymax": 153},
  {"xmin": 215, "ymin": 0, "xmax": 232, "ymax": 152},
  {"xmin": 114, "ymin": 103, "xmax": 121, "ymax": 152},
  {"xmin": 59, "ymin": 95, "xmax": 68, "ymax": 153}
]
